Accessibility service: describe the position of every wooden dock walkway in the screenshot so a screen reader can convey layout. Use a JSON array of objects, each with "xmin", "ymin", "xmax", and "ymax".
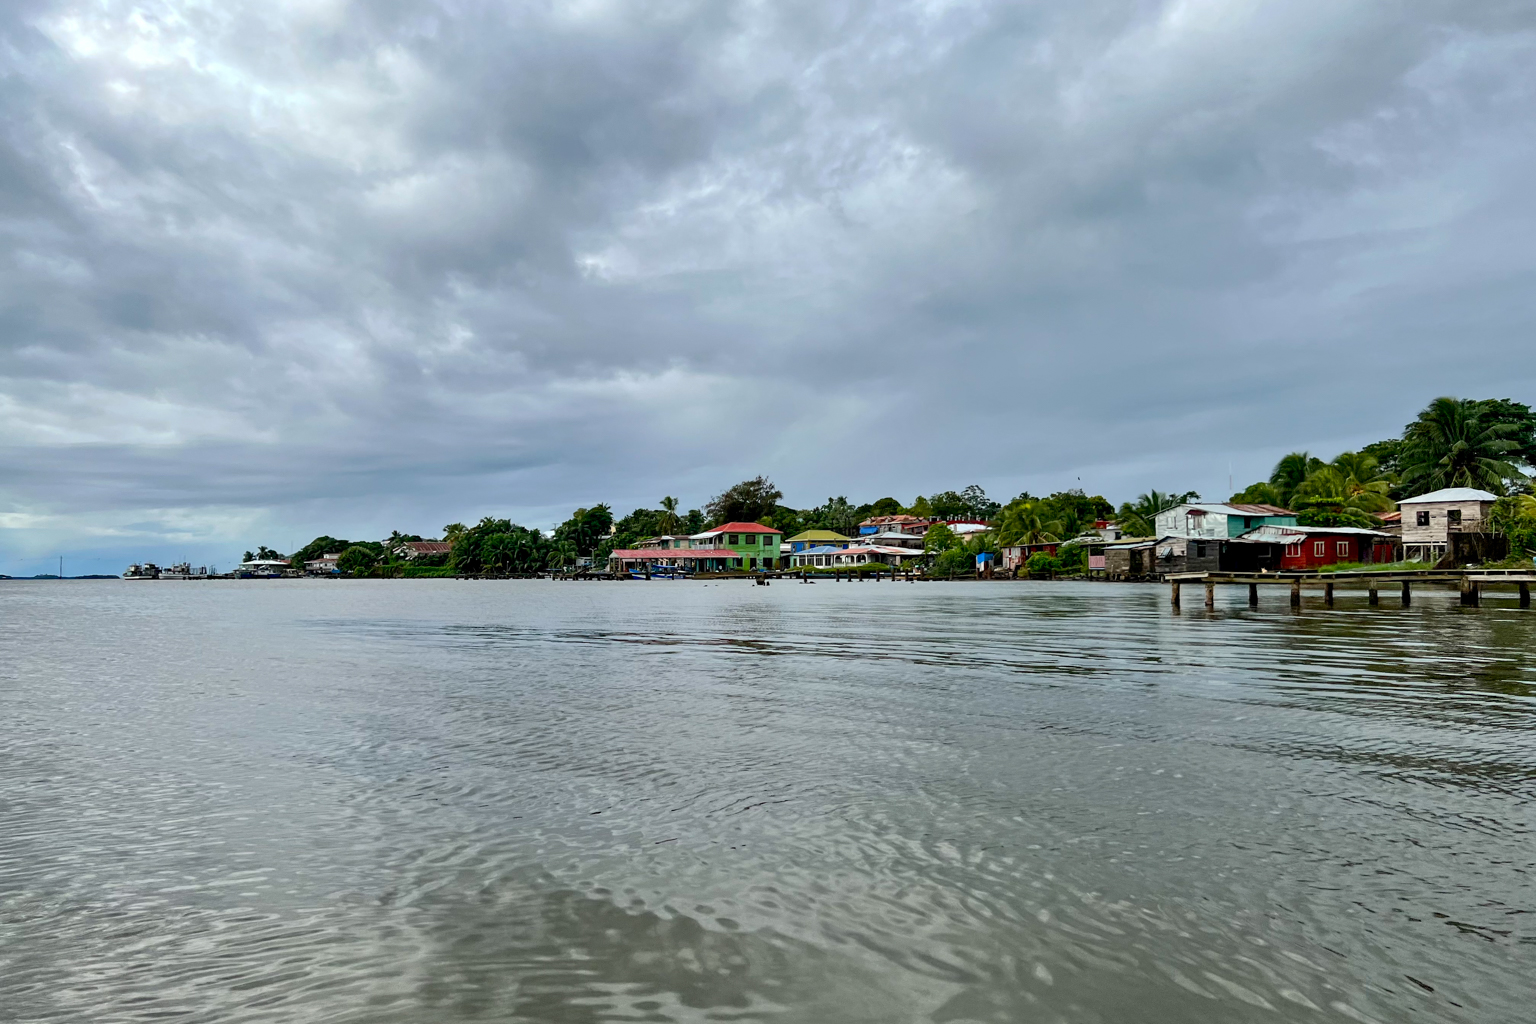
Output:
[{"xmin": 1166, "ymin": 568, "xmax": 1535, "ymax": 609}]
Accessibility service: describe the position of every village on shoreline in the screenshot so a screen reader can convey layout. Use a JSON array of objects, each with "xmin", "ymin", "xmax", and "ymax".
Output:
[{"xmin": 120, "ymin": 396, "xmax": 1536, "ymax": 583}]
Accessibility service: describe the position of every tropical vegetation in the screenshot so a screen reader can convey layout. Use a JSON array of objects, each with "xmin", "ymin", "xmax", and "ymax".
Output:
[{"xmin": 241, "ymin": 395, "xmax": 1533, "ymax": 578}]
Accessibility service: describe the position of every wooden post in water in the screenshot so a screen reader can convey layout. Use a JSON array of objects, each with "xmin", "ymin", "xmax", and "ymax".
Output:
[
  {"xmin": 1460, "ymin": 577, "xmax": 1476, "ymax": 606},
  {"xmin": 1368, "ymin": 583, "xmax": 1378, "ymax": 605},
  {"xmin": 1290, "ymin": 578, "xmax": 1302, "ymax": 608},
  {"xmin": 1521, "ymin": 582, "xmax": 1531, "ymax": 608},
  {"xmin": 1248, "ymin": 583, "xmax": 1258, "ymax": 608},
  {"xmin": 1205, "ymin": 582, "xmax": 1215, "ymax": 609},
  {"xmin": 1170, "ymin": 581, "xmax": 1180, "ymax": 607},
  {"xmin": 1401, "ymin": 581, "xmax": 1411, "ymax": 607},
  {"xmin": 1324, "ymin": 581, "xmax": 1334, "ymax": 606}
]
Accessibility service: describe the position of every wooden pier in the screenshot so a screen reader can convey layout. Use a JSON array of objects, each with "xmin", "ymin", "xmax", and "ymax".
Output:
[{"xmin": 1167, "ymin": 569, "xmax": 1535, "ymax": 609}]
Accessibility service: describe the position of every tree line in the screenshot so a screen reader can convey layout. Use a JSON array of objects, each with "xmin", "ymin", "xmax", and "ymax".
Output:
[{"xmin": 246, "ymin": 395, "xmax": 1536, "ymax": 575}]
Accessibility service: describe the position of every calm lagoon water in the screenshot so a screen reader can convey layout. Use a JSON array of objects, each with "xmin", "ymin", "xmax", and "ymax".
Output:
[{"xmin": 1, "ymin": 579, "xmax": 1532, "ymax": 1023}]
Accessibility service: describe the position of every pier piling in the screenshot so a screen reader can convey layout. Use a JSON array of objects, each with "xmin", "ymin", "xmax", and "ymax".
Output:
[
  {"xmin": 1170, "ymin": 581, "xmax": 1180, "ymax": 607},
  {"xmin": 1402, "ymin": 581, "xmax": 1411, "ymax": 607},
  {"xmin": 1522, "ymin": 583, "xmax": 1531, "ymax": 608},
  {"xmin": 1248, "ymin": 582, "xmax": 1258, "ymax": 607},
  {"xmin": 1324, "ymin": 582, "xmax": 1334, "ymax": 606},
  {"xmin": 1205, "ymin": 582, "xmax": 1215, "ymax": 609},
  {"xmin": 1290, "ymin": 579, "xmax": 1301, "ymax": 608}
]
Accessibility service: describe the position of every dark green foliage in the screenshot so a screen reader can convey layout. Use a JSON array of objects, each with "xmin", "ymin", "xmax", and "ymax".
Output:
[
  {"xmin": 450, "ymin": 517, "xmax": 551, "ymax": 574},
  {"xmin": 1474, "ymin": 399, "xmax": 1536, "ymax": 468},
  {"xmin": 1024, "ymin": 552, "xmax": 1062, "ymax": 577},
  {"xmin": 705, "ymin": 476, "xmax": 782, "ymax": 525},
  {"xmin": 1399, "ymin": 397, "xmax": 1523, "ymax": 495},
  {"xmin": 290, "ymin": 536, "xmax": 352, "ymax": 568},
  {"xmin": 926, "ymin": 485, "xmax": 999, "ymax": 521},
  {"xmin": 923, "ymin": 523, "xmax": 959, "ymax": 553},
  {"xmin": 1055, "ymin": 543, "xmax": 1088, "ymax": 574},
  {"xmin": 553, "ymin": 505, "xmax": 613, "ymax": 557},
  {"xmin": 868, "ymin": 497, "xmax": 903, "ymax": 517},
  {"xmin": 1268, "ymin": 452, "xmax": 1324, "ymax": 507},
  {"xmin": 610, "ymin": 507, "xmax": 666, "ymax": 550},
  {"xmin": 804, "ymin": 496, "xmax": 861, "ymax": 536},
  {"xmin": 1489, "ymin": 496, "xmax": 1536, "ymax": 555},
  {"xmin": 336, "ymin": 545, "xmax": 377, "ymax": 574},
  {"xmin": 931, "ymin": 546, "xmax": 975, "ymax": 578},
  {"xmin": 683, "ymin": 509, "xmax": 706, "ymax": 534},
  {"xmin": 1360, "ymin": 439, "xmax": 1404, "ymax": 480},
  {"xmin": 1036, "ymin": 490, "xmax": 1113, "ymax": 538}
]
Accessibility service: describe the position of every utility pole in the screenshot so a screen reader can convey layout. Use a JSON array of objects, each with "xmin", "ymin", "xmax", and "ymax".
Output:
[{"xmin": 59, "ymin": 555, "xmax": 63, "ymax": 579}]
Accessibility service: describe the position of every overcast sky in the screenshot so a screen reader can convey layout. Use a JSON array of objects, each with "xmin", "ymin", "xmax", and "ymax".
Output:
[{"xmin": 2, "ymin": 0, "xmax": 1534, "ymax": 572}]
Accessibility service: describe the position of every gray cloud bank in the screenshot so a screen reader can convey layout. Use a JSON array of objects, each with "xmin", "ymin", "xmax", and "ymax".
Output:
[{"xmin": 2, "ymin": 0, "xmax": 1534, "ymax": 566}]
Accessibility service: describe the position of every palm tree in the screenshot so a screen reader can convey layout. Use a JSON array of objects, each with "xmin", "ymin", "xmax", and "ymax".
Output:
[
  {"xmin": 996, "ymin": 503, "xmax": 1063, "ymax": 546},
  {"xmin": 1116, "ymin": 490, "xmax": 1198, "ymax": 537},
  {"xmin": 659, "ymin": 496, "xmax": 680, "ymax": 535},
  {"xmin": 1399, "ymin": 397, "xmax": 1521, "ymax": 495},
  {"xmin": 1268, "ymin": 452, "xmax": 1324, "ymax": 508},
  {"xmin": 1293, "ymin": 456, "xmax": 1395, "ymax": 513}
]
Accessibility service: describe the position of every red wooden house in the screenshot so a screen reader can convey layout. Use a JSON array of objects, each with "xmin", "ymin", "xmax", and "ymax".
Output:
[{"xmin": 1237, "ymin": 525, "xmax": 1397, "ymax": 570}]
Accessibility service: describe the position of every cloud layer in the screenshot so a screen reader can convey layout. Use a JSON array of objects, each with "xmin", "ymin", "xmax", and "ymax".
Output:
[{"xmin": 3, "ymin": 0, "xmax": 1535, "ymax": 568}]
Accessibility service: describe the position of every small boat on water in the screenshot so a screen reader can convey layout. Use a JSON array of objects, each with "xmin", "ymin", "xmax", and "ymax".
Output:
[{"xmin": 629, "ymin": 564, "xmax": 692, "ymax": 580}]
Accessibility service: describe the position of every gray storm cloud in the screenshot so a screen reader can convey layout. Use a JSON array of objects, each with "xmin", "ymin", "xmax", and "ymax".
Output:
[{"xmin": 2, "ymin": 0, "xmax": 1534, "ymax": 566}]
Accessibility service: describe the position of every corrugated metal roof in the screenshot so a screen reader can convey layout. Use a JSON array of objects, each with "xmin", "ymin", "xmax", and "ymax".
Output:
[
  {"xmin": 1237, "ymin": 525, "xmax": 1392, "ymax": 542},
  {"xmin": 1398, "ymin": 487, "xmax": 1500, "ymax": 504},
  {"xmin": 1223, "ymin": 503, "xmax": 1293, "ymax": 515},
  {"xmin": 786, "ymin": 529, "xmax": 852, "ymax": 542}
]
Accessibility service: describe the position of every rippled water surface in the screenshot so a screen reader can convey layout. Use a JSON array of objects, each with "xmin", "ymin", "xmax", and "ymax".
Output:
[{"xmin": 2, "ymin": 579, "xmax": 1533, "ymax": 1023}]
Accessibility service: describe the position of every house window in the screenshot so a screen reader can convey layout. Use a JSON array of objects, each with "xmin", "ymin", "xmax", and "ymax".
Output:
[
  {"xmin": 1313, "ymin": 541, "xmax": 1326, "ymax": 557},
  {"xmin": 1448, "ymin": 509, "xmax": 1462, "ymax": 525},
  {"xmin": 1416, "ymin": 510, "xmax": 1430, "ymax": 527},
  {"xmin": 743, "ymin": 534, "xmax": 756, "ymax": 544},
  {"xmin": 1336, "ymin": 541, "xmax": 1350, "ymax": 557},
  {"xmin": 729, "ymin": 534, "xmax": 739, "ymax": 545},
  {"xmin": 1195, "ymin": 542, "xmax": 1207, "ymax": 558},
  {"xmin": 1286, "ymin": 543, "xmax": 1302, "ymax": 557}
]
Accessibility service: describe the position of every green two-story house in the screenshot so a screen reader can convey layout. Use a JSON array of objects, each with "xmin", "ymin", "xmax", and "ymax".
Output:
[{"xmin": 691, "ymin": 522, "xmax": 782, "ymax": 570}]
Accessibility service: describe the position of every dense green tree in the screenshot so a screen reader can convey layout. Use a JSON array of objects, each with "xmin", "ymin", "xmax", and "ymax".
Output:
[
  {"xmin": 925, "ymin": 485, "xmax": 1000, "ymax": 521},
  {"xmin": 867, "ymin": 496, "xmax": 903, "ymax": 517},
  {"xmin": 931, "ymin": 546, "xmax": 974, "ymax": 578},
  {"xmin": 1473, "ymin": 399, "xmax": 1536, "ymax": 468},
  {"xmin": 554, "ymin": 505, "xmax": 614, "ymax": 557},
  {"xmin": 995, "ymin": 500, "xmax": 1063, "ymax": 546},
  {"xmin": 1293, "ymin": 459, "xmax": 1394, "ymax": 513},
  {"xmin": 336, "ymin": 545, "xmax": 377, "ymax": 574},
  {"xmin": 1489, "ymin": 495, "xmax": 1536, "ymax": 555},
  {"xmin": 1398, "ymin": 397, "xmax": 1523, "ymax": 495},
  {"xmin": 683, "ymin": 509, "xmax": 706, "ymax": 534},
  {"xmin": 610, "ymin": 507, "xmax": 666, "ymax": 550},
  {"xmin": 705, "ymin": 476, "xmax": 782, "ymax": 525},
  {"xmin": 923, "ymin": 522, "xmax": 959, "ymax": 554},
  {"xmin": 1266, "ymin": 452, "xmax": 1325, "ymax": 508},
  {"xmin": 1359, "ymin": 439, "xmax": 1404, "ymax": 480},
  {"xmin": 805, "ymin": 496, "xmax": 861, "ymax": 536},
  {"xmin": 450, "ymin": 518, "xmax": 550, "ymax": 574},
  {"xmin": 289, "ymin": 536, "xmax": 352, "ymax": 569},
  {"xmin": 908, "ymin": 495, "xmax": 935, "ymax": 518}
]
